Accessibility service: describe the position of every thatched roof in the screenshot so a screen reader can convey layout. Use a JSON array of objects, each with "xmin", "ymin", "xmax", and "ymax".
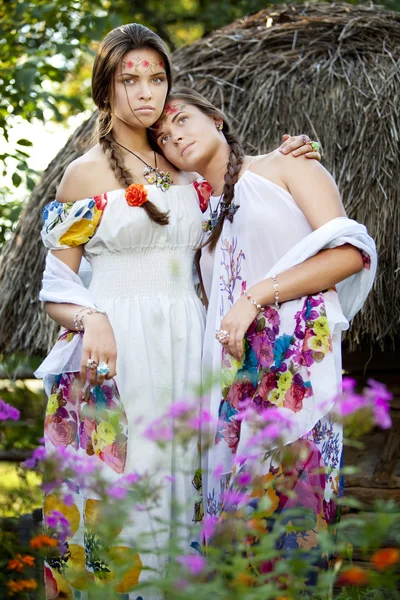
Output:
[{"xmin": 1, "ymin": 2, "xmax": 399, "ymax": 356}]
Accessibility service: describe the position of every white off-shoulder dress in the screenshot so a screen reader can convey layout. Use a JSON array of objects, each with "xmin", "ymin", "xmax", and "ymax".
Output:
[{"xmin": 37, "ymin": 182, "xmax": 209, "ymax": 600}]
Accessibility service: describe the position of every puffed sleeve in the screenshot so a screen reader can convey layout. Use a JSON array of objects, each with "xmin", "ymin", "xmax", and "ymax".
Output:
[
  {"xmin": 192, "ymin": 178, "xmax": 212, "ymax": 213},
  {"xmin": 41, "ymin": 194, "xmax": 108, "ymax": 249}
]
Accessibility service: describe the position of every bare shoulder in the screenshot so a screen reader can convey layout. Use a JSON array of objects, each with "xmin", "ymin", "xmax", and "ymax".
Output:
[
  {"xmin": 246, "ymin": 151, "xmax": 290, "ymax": 188},
  {"xmin": 56, "ymin": 145, "xmax": 115, "ymax": 202}
]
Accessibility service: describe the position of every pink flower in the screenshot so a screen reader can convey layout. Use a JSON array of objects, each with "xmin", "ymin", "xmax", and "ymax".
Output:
[
  {"xmin": 235, "ymin": 472, "xmax": 252, "ymax": 486},
  {"xmin": 168, "ymin": 400, "xmax": 191, "ymax": 418},
  {"xmin": 144, "ymin": 419, "xmax": 173, "ymax": 442},
  {"xmin": 221, "ymin": 419, "xmax": 241, "ymax": 453},
  {"xmin": 45, "ymin": 415, "xmax": 77, "ymax": 447},
  {"xmin": 177, "ymin": 554, "xmax": 206, "ymax": 575},
  {"xmin": 212, "ymin": 464, "xmax": 224, "ymax": 478},
  {"xmin": 108, "ymin": 485, "xmax": 128, "ymax": 499},
  {"xmin": 251, "ymin": 332, "xmax": 274, "ymax": 368},
  {"xmin": 201, "ymin": 516, "xmax": 218, "ymax": 539},
  {"xmin": 0, "ymin": 398, "xmax": 20, "ymax": 421},
  {"xmin": 222, "ymin": 489, "xmax": 248, "ymax": 509},
  {"xmin": 226, "ymin": 379, "xmax": 255, "ymax": 410},
  {"xmin": 283, "ymin": 383, "xmax": 306, "ymax": 413},
  {"xmin": 333, "ymin": 377, "xmax": 392, "ymax": 429}
]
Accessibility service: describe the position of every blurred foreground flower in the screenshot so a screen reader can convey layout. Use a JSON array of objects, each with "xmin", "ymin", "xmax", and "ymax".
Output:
[
  {"xmin": 177, "ymin": 554, "xmax": 206, "ymax": 575},
  {"xmin": 333, "ymin": 377, "xmax": 392, "ymax": 429},
  {"xmin": 338, "ymin": 565, "xmax": 369, "ymax": 586},
  {"xmin": 0, "ymin": 398, "xmax": 20, "ymax": 421},
  {"xmin": 30, "ymin": 534, "xmax": 59, "ymax": 550},
  {"xmin": 371, "ymin": 547, "xmax": 400, "ymax": 571},
  {"xmin": 7, "ymin": 578, "xmax": 38, "ymax": 596},
  {"xmin": 7, "ymin": 554, "xmax": 35, "ymax": 572}
]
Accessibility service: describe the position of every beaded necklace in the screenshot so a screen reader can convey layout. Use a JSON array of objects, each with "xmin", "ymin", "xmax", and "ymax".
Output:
[{"xmin": 115, "ymin": 141, "xmax": 173, "ymax": 192}]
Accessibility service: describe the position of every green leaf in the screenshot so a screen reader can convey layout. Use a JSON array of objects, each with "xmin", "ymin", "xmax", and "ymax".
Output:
[
  {"xmin": 16, "ymin": 138, "xmax": 33, "ymax": 147},
  {"xmin": 26, "ymin": 176, "xmax": 36, "ymax": 191},
  {"xmin": 12, "ymin": 172, "xmax": 22, "ymax": 188}
]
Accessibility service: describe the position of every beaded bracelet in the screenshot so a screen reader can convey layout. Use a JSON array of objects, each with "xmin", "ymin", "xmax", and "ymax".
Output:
[
  {"xmin": 73, "ymin": 307, "xmax": 107, "ymax": 332},
  {"xmin": 271, "ymin": 273, "xmax": 280, "ymax": 310},
  {"xmin": 241, "ymin": 290, "xmax": 265, "ymax": 312}
]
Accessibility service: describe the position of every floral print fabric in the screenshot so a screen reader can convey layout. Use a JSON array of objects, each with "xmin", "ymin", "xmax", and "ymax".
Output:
[
  {"xmin": 41, "ymin": 194, "xmax": 107, "ymax": 249},
  {"xmin": 45, "ymin": 333, "xmax": 128, "ymax": 476}
]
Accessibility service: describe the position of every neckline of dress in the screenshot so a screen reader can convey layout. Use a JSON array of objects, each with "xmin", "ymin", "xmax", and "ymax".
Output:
[
  {"xmin": 105, "ymin": 180, "xmax": 198, "ymax": 196},
  {"xmin": 209, "ymin": 169, "xmax": 291, "ymax": 200}
]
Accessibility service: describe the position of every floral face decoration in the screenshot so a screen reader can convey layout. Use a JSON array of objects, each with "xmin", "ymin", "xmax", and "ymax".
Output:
[{"xmin": 121, "ymin": 56, "xmax": 165, "ymax": 73}]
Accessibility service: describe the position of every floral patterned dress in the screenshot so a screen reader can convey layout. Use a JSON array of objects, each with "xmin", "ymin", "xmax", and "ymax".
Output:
[
  {"xmin": 37, "ymin": 181, "xmax": 210, "ymax": 599},
  {"xmin": 199, "ymin": 169, "xmax": 369, "ymax": 565}
]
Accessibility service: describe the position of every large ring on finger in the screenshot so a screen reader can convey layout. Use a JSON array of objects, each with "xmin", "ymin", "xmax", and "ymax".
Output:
[
  {"xmin": 215, "ymin": 329, "xmax": 230, "ymax": 345},
  {"xmin": 86, "ymin": 358, "xmax": 98, "ymax": 371},
  {"xmin": 301, "ymin": 134, "xmax": 311, "ymax": 145},
  {"xmin": 310, "ymin": 140, "xmax": 320, "ymax": 153},
  {"xmin": 97, "ymin": 362, "xmax": 110, "ymax": 376}
]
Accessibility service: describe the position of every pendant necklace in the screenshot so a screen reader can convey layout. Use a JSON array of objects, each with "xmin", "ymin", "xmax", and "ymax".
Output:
[
  {"xmin": 115, "ymin": 141, "xmax": 173, "ymax": 191},
  {"xmin": 202, "ymin": 193, "xmax": 240, "ymax": 232}
]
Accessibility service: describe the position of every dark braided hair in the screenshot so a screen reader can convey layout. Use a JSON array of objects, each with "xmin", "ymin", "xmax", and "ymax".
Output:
[
  {"xmin": 92, "ymin": 23, "xmax": 172, "ymax": 226},
  {"xmin": 151, "ymin": 88, "xmax": 245, "ymax": 249}
]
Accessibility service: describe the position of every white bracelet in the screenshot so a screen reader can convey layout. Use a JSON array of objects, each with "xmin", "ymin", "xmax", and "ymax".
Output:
[
  {"xmin": 271, "ymin": 274, "xmax": 280, "ymax": 310},
  {"xmin": 241, "ymin": 290, "xmax": 265, "ymax": 312},
  {"xmin": 73, "ymin": 307, "xmax": 107, "ymax": 332}
]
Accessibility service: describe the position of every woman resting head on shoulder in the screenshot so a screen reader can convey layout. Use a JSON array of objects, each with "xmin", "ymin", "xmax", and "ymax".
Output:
[{"xmin": 153, "ymin": 88, "xmax": 377, "ymax": 561}]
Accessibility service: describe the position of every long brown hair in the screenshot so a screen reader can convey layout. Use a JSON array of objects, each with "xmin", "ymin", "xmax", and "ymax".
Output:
[
  {"xmin": 92, "ymin": 23, "xmax": 172, "ymax": 225},
  {"xmin": 155, "ymin": 88, "xmax": 245, "ymax": 249}
]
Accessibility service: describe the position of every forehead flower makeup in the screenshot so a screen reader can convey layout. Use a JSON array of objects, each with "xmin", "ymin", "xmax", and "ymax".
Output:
[
  {"xmin": 121, "ymin": 56, "xmax": 165, "ymax": 72},
  {"xmin": 155, "ymin": 103, "xmax": 187, "ymax": 129}
]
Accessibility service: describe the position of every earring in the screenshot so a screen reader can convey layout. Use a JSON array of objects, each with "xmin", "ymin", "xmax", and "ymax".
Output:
[{"xmin": 216, "ymin": 122, "xmax": 223, "ymax": 131}]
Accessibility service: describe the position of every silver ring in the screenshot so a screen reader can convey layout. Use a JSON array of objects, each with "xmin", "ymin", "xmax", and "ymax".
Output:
[
  {"xmin": 301, "ymin": 134, "xmax": 311, "ymax": 145},
  {"xmin": 86, "ymin": 358, "xmax": 98, "ymax": 371},
  {"xmin": 97, "ymin": 362, "xmax": 110, "ymax": 376},
  {"xmin": 215, "ymin": 329, "xmax": 230, "ymax": 345}
]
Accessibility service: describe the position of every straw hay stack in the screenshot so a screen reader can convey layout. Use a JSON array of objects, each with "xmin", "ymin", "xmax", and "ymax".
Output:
[{"xmin": 0, "ymin": 2, "xmax": 399, "ymax": 357}]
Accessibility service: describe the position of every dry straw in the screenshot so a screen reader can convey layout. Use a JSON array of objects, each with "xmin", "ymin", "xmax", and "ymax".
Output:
[{"xmin": 0, "ymin": 2, "xmax": 399, "ymax": 355}]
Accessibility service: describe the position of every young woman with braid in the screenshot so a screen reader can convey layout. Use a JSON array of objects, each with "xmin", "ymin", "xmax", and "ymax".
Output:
[
  {"xmin": 36, "ymin": 23, "xmax": 323, "ymax": 598},
  {"xmin": 155, "ymin": 89, "xmax": 376, "ymax": 570}
]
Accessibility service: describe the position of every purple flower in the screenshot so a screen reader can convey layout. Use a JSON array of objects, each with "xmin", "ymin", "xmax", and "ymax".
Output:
[
  {"xmin": 201, "ymin": 516, "xmax": 218, "ymax": 539},
  {"xmin": 0, "ymin": 398, "xmax": 20, "ymax": 421},
  {"xmin": 177, "ymin": 554, "xmax": 206, "ymax": 575},
  {"xmin": 63, "ymin": 494, "xmax": 74, "ymax": 506},
  {"xmin": 212, "ymin": 464, "xmax": 224, "ymax": 478},
  {"xmin": 222, "ymin": 489, "xmax": 248, "ymax": 509},
  {"xmin": 144, "ymin": 419, "xmax": 173, "ymax": 442},
  {"xmin": 45, "ymin": 509, "xmax": 71, "ymax": 543},
  {"xmin": 168, "ymin": 400, "xmax": 191, "ymax": 418},
  {"xmin": 235, "ymin": 472, "xmax": 252, "ymax": 486},
  {"xmin": 108, "ymin": 485, "xmax": 128, "ymax": 499},
  {"xmin": 23, "ymin": 445, "xmax": 46, "ymax": 469},
  {"xmin": 333, "ymin": 377, "xmax": 392, "ymax": 429}
]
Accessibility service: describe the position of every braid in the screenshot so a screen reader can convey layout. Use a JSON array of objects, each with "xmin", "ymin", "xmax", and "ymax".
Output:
[
  {"xmin": 207, "ymin": 131, "xmax": 245, "ymax": 252},
  {"xmin": 101, "ymin": 135, "xmax": 133, "ymax": 188},
  {"xmin": 96, "ymin": 111, "xmax": 169, "ymax": 226}
]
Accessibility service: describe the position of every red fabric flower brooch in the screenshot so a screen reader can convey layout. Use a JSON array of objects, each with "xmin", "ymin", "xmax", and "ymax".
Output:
[{"xmin": 125, "ymin": 184, "xmax": 149, "ymax": 207}]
